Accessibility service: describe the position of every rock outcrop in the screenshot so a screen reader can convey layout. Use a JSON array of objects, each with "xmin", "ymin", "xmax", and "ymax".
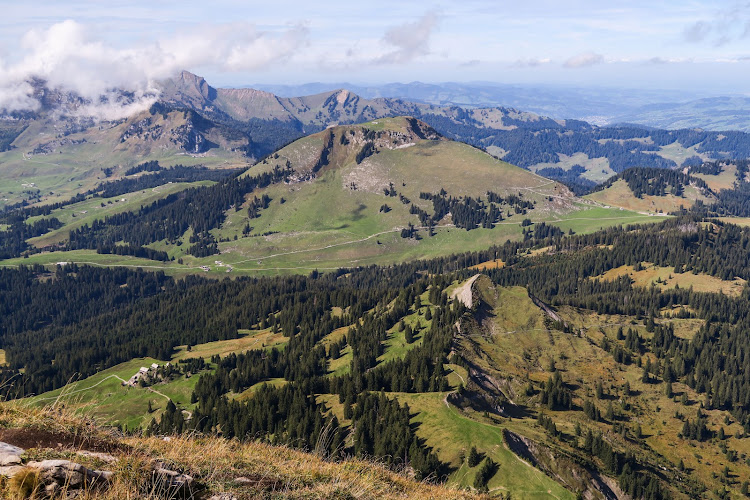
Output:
[{"xmin": 0, "ymin": 441, "xmax": 24, "ymax": 465}]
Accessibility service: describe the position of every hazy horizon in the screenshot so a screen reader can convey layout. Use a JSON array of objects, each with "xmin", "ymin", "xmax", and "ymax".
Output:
[{"xmin": 2, "ymin": 0, "xmax": 750, "ymax": 121}]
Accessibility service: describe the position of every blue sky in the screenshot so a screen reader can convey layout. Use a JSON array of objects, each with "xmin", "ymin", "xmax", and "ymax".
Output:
[{"xmin": 2, "ymin": 0, "xmax": 750, "ymax": 100}]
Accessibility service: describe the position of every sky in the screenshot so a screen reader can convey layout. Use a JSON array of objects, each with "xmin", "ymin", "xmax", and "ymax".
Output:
[{"xmin": 1, "ymin": 0, "xmax": 750, "ymax": 113}]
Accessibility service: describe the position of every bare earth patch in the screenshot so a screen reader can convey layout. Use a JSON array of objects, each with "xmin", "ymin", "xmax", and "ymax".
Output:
[{"xmin": 0, "ymin": 427, "xmax": 125, "ymax": 454}]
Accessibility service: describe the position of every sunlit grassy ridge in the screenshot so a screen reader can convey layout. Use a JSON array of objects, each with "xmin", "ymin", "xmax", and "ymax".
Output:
[
  {"xmin": 0, "ymin": 402, "xmax": 485, "ymax": 499},
  {"xmin": 447, "ymin": 274, "xmax": 750, "ymax": 498},
  {"xmin": 1, "ymin": 117, "xmax": 665, "ymax": 276},
  {"xmin": 594, "ymin": 262, "xmax": 746, "ymax": 297}
]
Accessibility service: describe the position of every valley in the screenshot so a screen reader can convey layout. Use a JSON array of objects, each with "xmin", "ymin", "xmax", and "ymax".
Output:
[
  {"xmin": 6, "ymin": 72, "xmax": 750, "ymax": 211},
  {"xmin": 7, "ymin": 3, "xmax": 750, "ymax": 499},
  {"xmin": 3, "ymin": 70, "xmax": 750, "ymax": 500},
  {"xmin": 10, "ymin": 215, "xmax": 750, "ymax": 498},
  {"xmin": 1, "ymin": 117, "xmax": 663, "ymax": 275}
]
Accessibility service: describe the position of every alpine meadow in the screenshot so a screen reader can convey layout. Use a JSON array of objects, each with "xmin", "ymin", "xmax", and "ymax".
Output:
[{"xmin": 4, "ymin": 3, "xmax": 750, "ymax": 499}]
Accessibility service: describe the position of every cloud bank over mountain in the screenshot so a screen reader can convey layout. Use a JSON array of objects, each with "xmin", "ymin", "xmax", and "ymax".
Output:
[{"xmin": 0, "ymin": 20, "xmax": 309, "ymax": 119}]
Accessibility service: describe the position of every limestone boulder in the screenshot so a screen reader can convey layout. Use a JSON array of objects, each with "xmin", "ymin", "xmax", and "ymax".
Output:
[{"xmin": 0, "ymin": 441, "xmax": 24, "ymax": 466}]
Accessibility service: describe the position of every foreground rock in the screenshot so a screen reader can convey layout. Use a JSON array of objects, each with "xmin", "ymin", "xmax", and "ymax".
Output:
[
  {"xmin": 0, "ymin": 441, "xmax": 24, "ymax": 466},
  {"xmin": 27, "ymin": 459, "xmax": 111, "ymax": 490},
  {"xmin": 153, "ymin": 463, "xmax": 197, "ymax": 497},
  {"xmin": 0, "ymin": 465, "xmax": 24, "ymax": 478},
  {"xmin": 75, "ymin": 450, "xmax": 117, "ymax": 464}
]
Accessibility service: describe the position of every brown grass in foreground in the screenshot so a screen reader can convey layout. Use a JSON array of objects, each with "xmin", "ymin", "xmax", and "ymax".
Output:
[{"xmin": 0, "ymin": 401, "xmax": 487, "ymax": 499}]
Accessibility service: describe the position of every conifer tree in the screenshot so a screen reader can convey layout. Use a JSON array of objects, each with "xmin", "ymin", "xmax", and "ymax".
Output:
[
  {"xmin": 467, "ymin": 446, "xmax": 480, "ymax": 467},
  {"xmin": 404, "ymin": 324, "xmax": 414, "ymax": 344}
]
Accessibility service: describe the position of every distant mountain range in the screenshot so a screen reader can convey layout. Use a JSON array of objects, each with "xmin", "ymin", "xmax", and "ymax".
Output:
[
  {"xmin": 253, "ymin": 81, "xmax": 750, "ymax": 132},
  {"xmin": 250, "ymin": 81, "xmax": 701, "ymax": 124},
  {"xmin": 161, "ymin": 72, "xmax": 750, "ymax": 191},
  {"xmin": 4, "ymin": 71, "xmax": 750, "ymax": 208}
]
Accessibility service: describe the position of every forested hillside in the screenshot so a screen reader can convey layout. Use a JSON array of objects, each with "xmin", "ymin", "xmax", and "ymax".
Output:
[
  {"xmin": 4, "ymin": 117, "xmax": 656, "ymax": 275},
  {"xmin": 3, "ymin": 215, "xmax": 750, "ymax": 497}
]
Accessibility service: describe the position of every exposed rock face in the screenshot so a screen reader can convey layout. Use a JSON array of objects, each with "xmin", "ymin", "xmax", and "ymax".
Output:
[
  {"xmin": 0, "ymin": 465, "xmax": 24, "ymax": 477},
  {"xmin": 0, "ymin": 441, "xmax": 24, "ymax": 465},
  {"xmin": 27, "ymin": 459, "xmax": 111, "ymax": 489},
  {"xmin": 171, "ymin": 121, "xmax": 208, "ymax": 153},
  {"xmin": 276, "ymin": 117, "xmax": 443, "ymax": 191},
  {"xmin": 177, "ymin": 71, "xmax": 217, "ymax": 102},
  {"xmin": 451, "ymin": 274, "xmax": 480, "ymax": 309},
  {"xmin": 28, "ymin": 78, "xmax": 87, "ymax": 113},
  {"xmin": 157, "ymin": 71, "xmax": 219, "ymax": 113},
  {"xmin": 153, "ymin": 463, "xmax": 196, "ymax": 497},
  {"xmin": 503, "ymin": 430, "xmax": 626, "ymax": 500}
]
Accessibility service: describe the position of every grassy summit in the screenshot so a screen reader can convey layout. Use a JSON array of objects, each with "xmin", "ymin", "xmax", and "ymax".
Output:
[{"xmin": 0, "ymin": 117, "xmax": 660, "ymax": 275}]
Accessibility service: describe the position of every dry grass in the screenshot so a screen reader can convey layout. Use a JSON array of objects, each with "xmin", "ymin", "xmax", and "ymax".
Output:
[
  {"xmin": 587, "ymin": 178, "xmax": 712, "ymax": 213},
  {"xmin": 6, "ymin": 467, "xmax": 40, "ymax": 499},
  {"xmin": 594, "ymin": 262, "xmax": 746, "ymax": 296},
  {"xmin": 718, "ymin": 216, "xmax": 750, "ymax": 227},
  {"xmin": 468, "ymin": 259, "xmax": 504, "ymax": 271},
  {"xmin": 0, "ymin": 399, "xmax": 106, "ymax": 439},
  {"xmin": 171, "ymin": 329, "xmax": 288, "ymax": 362},
  {"xmin": 133, "ymin": 435, "xmax": 484, "ymax": 499},
  {"xmin": 0, "ymin": 402, "xmax": 486, "ymax": 499},
  {"xmin": 692, "ymin": 163, "xmax": 738, "ymax": 192}
]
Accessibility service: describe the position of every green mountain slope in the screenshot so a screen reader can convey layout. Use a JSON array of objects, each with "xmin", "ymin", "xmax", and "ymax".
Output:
[
  {"xmin": 447, "ymin": 272, "xmax": 746, "ymax": 499},
  {"xmin": 185, "ymin": 117, "xmax": 618, "ymax": 272},
  {"xmin": 162, "ymin": 72, "xmax": 750, "ymax": 193},
  {"xmin": 0, "ymin": 117, "xmax": 662, "ymax": 274},
  {"xmin": 0, "ymin": 106, "xmax": 250, "ymax": 207}
]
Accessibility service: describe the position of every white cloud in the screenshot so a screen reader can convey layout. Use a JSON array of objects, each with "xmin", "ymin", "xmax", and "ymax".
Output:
[
  {"xmin": 313, "ymin": 12, "xmax": 440, "ymax": 73},
  {"xmin": 563, "ymin": 52, "xmax": 604, "ymax": 68},
  {"xmin": 375, "ymin": 11, "xmax": 439, "ymax": 64},
  {"xmin": 645, "ymin": 56, "xmax": 694, "ymax": 65},
  {"xmin": 683, "ymin": 5, "xmax": 750, "ymax": 46},
  {"xmin": 511, "ymin": 57, "xmax": 551, "ymax": 68},
  {"xmin": 0, "ymin": 20, "xmax": 309, "ymax": 118},
  {"xmin": 224, "ymin": 25, "xmax": 309, "ymax": 71},
  {"xmin": 683, "ymin": 21, "xmax": 712, "ymax": 43}
]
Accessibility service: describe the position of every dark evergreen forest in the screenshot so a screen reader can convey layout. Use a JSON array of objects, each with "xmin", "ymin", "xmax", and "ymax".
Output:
[{"xmin": 4, "ymin": 214, "xmax": 750, "ymax": 496}]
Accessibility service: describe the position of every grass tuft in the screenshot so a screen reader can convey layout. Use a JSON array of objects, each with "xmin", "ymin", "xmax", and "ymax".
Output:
[{"xmin": 7, "ymin": 467, "xmax": 40, "ymax": 499}]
